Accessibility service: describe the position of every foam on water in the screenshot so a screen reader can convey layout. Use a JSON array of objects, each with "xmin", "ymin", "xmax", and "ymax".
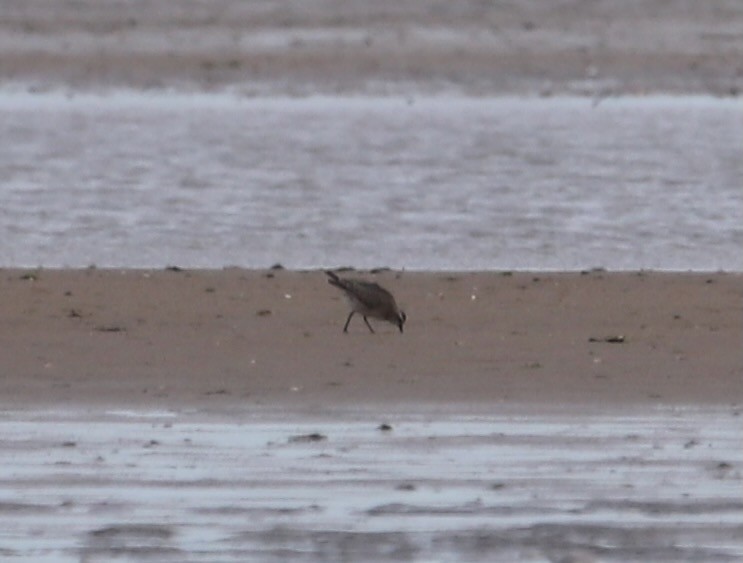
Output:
[
  {"xmin": 0, "ymin": 405, "xmax": 740, "ymax": 562},
  {"xmin": 1, "ymin": 92, "xmax": 741, "ymax": 270}
]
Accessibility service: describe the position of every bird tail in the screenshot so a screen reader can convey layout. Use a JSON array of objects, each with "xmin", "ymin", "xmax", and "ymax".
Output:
[{"xmin": 325, "ymin": 270, "xmax": 344, "ymax": 289}]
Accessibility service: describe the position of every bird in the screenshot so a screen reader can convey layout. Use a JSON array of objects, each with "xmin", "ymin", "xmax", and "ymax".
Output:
[{"xmin": 325, "ymin": 270, "xmax": 406, "ymax": 333}]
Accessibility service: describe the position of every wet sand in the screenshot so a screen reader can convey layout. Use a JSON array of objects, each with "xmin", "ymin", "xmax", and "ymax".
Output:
[
  {"xmin": 2, "ymin": 269, "xmax": 741, "ymax": 410},
  {"xmin": 2, "ymin": 0, "xmax": 742, "ymax": 96},
  {"xmin": 1, "ymin": 406, "xmax": 741, "ymax": 562}
]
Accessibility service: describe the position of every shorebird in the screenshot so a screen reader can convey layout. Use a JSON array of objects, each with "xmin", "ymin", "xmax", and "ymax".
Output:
[{"xmin": 326, "ymin": 271, "xmax": 406, "ymax": 333}]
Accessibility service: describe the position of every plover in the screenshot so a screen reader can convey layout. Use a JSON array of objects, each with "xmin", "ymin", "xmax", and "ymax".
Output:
[{"xmin": 326, "ymin": 270, "xmax": 406, "ymax": 333}]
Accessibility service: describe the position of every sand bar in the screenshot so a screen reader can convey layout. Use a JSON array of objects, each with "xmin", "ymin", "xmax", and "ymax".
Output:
[{"xmin": 2, "ymin": 268, "xmax": 740, "ymax": 409}]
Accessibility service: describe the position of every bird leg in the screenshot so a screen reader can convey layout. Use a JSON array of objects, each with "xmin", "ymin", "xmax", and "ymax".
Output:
[
  {"xmin": 363, "ymin": 316, "xmax": 375, "ymax": 333},
  {"xmin": 343, "ymin": 311, "xmax": 354, "ymax": 333}
]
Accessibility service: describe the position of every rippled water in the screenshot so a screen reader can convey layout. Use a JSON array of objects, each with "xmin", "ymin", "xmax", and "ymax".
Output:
[
  {"xmin": 1, "ymin": 92, "xmax": 741, "ymax": 270},
  {"xmin": 0, "ymin": 406, "xmax": 740, "ymax": 562}
]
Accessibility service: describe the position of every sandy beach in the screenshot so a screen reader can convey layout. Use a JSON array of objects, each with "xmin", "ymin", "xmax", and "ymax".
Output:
[{"xmin": 2, "ymin": 268, "xmax": 740, "ymax": 409}]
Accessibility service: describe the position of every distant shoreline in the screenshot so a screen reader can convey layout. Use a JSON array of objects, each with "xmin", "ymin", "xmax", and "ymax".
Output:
[{"xmin": 2, "ymin": 1, "xmax": 741, "ymax": 97}]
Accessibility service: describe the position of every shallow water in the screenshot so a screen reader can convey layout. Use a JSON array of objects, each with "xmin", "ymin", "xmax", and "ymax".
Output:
[
  {"xmin": 1, "ymin": 93, "xmax": 741, "ymax": 271},
  {"xmin": 0, "ymin": 405, "xmax": 740, "ymax": 562}
]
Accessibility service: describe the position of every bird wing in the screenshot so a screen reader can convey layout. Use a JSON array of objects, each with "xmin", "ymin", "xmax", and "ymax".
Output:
[
  {"xmin": 326, "ymin": 271, "xmax": 396, "ymax": 311},
  {"xmin": 346, "ymin": 280, "xmax": 393, "ymax": 309}
]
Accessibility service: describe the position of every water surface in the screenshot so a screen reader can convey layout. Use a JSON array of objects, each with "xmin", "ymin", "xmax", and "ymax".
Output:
[{"xmin": 2, "ymin": 93, "xmax": 740, "ymax": 270}]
